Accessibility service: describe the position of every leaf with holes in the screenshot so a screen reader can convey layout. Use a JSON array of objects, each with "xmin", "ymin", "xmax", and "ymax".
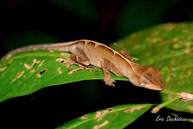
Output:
[
  {"xmin": 0, "ymin": 50, "xmax": 127, "ymax": 102},
  {"xmin": 111, "ymin": 22, "xmax": 193, "ymax": 114},
  {"xmin": 57, "ymin": 104, "xmax": 152, "ymax": 129}
]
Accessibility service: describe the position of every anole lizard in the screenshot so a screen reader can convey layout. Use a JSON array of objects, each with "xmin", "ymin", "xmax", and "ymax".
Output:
[{"xmin": 1, "ymin": 39, "xmax": 165, "ymax": 90}]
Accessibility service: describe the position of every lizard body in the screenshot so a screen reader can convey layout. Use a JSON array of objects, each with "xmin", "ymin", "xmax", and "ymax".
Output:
[{"xmin": 2, "ymin": 39, "xmax": 165, "ymax": 90}]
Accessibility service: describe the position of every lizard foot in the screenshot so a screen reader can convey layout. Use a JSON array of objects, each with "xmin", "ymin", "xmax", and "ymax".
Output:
[{"xmin": 104, "ymin": 78, "xmax": 116, "ymax": 87}]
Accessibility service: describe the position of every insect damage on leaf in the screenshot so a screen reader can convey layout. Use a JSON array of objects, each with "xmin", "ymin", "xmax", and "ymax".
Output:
[
  {"xmin": 179, "ymin": 92, "xmax": 193, "ymax": 101},
  {"xmin": 61, "ymin": 52, "xmax": 70, "ymax": 56},
  {"xmin": 0, "ymin": 66, "xmax": 7, "ymax": 71},
  {"xmin": 188, "ymin": 71, "xmax": 192, "ymax": 76},
  {"xmin": 57, "ymin": 67, "xmax": 62, "ymax": 74},
  {"xmin": 10, "ymin": 71, "xmax": 25, "ymax": 84},
  {"xmin": 56, "ymin": 57, "xmax": 71, "ymax": 69},
  {"xmin": 30, "ymin": 69, "xmax": 35, "ymax": 73},
  {"xmin": 38, "ymin": 60, "xmax": 45, "ymax": 67},
  {"xmin": 93, "ymin": 120, "xmax": 109, "ymax": 129},
  {"xmin": 95, "ymin": 108, "xmax": 113, "ymax": 121},
  {"xmin": 36, "ymin": 69, "xmax": 47, "ymax": 78},
  {"xmin": 68, "ymin": 68, "xmax": 84, "ymax": 74},
  {"xmin": 24, "ymin": 59, "xmax": 40, "ymax": 70},
  {"xmin": 80, "ymin": 115, "xmax": 88, "ymax": 120},
  {"xmin": 184, "ymin": 48, "xmax": 192, "ymax": 54},
  {"xmin": 56, "ymin": 58, "xmax": 67, "ymax": 63},
  {"xmin": 124, "ymin": 106, "xmax": 144, "ymax": 113}
]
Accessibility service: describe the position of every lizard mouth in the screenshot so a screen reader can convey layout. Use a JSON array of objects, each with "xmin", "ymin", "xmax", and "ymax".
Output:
[{"xmin": 140, "ymin": 83, "xmax": 165, "ymax": 91}]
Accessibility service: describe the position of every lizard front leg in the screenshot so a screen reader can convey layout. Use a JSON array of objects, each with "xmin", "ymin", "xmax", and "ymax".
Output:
[{"xmin": 101, "ymin": 58, "xmax": 116, "ymax": 87}]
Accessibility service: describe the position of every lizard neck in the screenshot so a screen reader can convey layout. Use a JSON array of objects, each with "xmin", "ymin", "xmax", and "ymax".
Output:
[{"xmin": 124, "ymin": 62, "xmax": 141, "ymax": 86}]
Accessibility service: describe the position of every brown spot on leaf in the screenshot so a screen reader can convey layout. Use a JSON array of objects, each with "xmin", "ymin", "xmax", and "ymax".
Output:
[
  {"xmin": 185, "ymin": 48, "xmax": 191, "ymax": 54},
  {"xmin": 57, "ymin": 67, "xmax": 62, "ymax": 74},
  {"xmin": 36, "ymin": 74, "xmax": 41, "ymax": 78},
  {"xmin": 61, "ymin": 52, "xmax": 69, "ymax": 56},
  {"xmin": 30, "ymin": 69, "xmax": 35, "ymax": 73},
  {"xmin": 56, "ymin": 58, "xmax": 66, "ymax": 63},
  {"xmin": 68, "ymin": 68, "xmax": 84, "ymax": 74},
  {"xmin": 56, "ymin": 57, "xmax": 72, "ymax": 69},
  {"xmin": 188, "ymin": 71, "xmax": 192, "ymax": 76},
  {"xmin": 24, "ymin": 64, "xmax": 31, "ymax": 70},
  {"xmin": 10, "ymin": 71, "xmax": 25, "ymax": 84},
  {"xmin": 93, "ymin": 120, "xmax": 109, "ymax": 129},
  {"xmin": 24, "ymin": 59, "xmax": 40, "ymax": 70},
  {"xmin": 107, "ymin": 108, "xmax": 113, "ymax": 112},
  {"xmin": 80, "ymin": 115, "xmax": 88, "ymax": 120},
  {"xmin": 96, "ymin": 112, "xmax": 102, "ymax": 120},
  {"xmin": 38, "ymin": 60, "xmax": 45, "ymax": 67},
  {"xmin": 95, "ymin": 108, "xmax": 113, "ymax": 122},
  {"xmin": 124, "ymin": 106, "xmax": 144, "ymax": 113},
  {"xmin": 179, "ymin": 92, "xmax": 193, "ymax": 101},
  {"xmin": 0, "ymin": 66, "xmax": 7, "ymax": 71}
]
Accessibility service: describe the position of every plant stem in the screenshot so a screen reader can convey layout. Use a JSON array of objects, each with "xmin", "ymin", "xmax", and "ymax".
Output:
[{"xmin": 151, "ymin": 94, "xmax": 180, "ymax": 113}]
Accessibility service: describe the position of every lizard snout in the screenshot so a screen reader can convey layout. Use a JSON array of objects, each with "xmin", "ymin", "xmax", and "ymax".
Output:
[{"xmin": 139, "ymin": 67, "xmax": 165, "ymax": 91}]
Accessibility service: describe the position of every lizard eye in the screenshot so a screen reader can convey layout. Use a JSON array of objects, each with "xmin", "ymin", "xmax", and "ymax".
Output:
[{"xmin": 140, "ymin": 76, "xmax": 151, "ymax": 86}]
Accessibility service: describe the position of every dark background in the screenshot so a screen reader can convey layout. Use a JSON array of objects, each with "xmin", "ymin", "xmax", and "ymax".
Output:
[{"xmin": 0, "ymin": 0, "xmax": 193, "ymax": 128}]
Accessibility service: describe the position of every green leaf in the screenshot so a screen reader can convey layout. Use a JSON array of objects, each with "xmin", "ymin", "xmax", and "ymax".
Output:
[
  {"xmin": 57, "ymin": 104, "xmax": 153, "ymax": 129},
  {"xmin": 0, "ymin": 51, "xmax": 127, "ymax": 102},
  {"xmin": 188, "ymin": 118, "xmax": 193, "ymax": 123},
  {"xmin": 112, "ymin": 22, "xmax": 193, "ymax": 114}
]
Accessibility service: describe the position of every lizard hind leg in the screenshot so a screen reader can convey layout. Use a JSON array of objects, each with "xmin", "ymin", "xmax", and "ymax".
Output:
[
  {"xmin": 101, "ymin": 58, "xmax": 116, "ymax": 87},
  {"xmin": 70, "ymin": 47, "xmax": 91, "ymax": 67},
  {"xmin": 66, "ymin": 47, "xmax": 94, "ymax": 74},
  {"xmin": 120, "ymin": 49, "xmax": 138, "ymax": 62}
]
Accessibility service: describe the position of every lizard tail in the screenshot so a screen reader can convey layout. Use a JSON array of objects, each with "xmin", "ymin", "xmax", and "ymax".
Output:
[{"xmin": 1, "ymin": 41, "xmax": 77, "ymax": 60}]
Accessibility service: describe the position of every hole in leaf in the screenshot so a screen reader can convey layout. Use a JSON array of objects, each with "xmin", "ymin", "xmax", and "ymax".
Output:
[{"xmin": 39, "ymin": 69, "xmax": 46, "ymax": 75}]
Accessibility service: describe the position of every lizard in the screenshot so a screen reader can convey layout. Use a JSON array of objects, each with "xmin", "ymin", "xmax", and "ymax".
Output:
[{"xmin": 1, "ymin": 39, "xmax": 165, "ymax": 90}]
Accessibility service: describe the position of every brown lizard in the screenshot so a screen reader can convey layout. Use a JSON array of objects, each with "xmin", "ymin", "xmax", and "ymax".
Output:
[{"xmin": 1, "ymin": 39, "xmax": 165, "ymax": 90}]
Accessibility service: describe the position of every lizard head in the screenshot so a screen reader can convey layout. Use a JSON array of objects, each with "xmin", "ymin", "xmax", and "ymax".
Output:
[{"xmin": 139, "ymin": 67, "xmax": 165, "ymax": 90}]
